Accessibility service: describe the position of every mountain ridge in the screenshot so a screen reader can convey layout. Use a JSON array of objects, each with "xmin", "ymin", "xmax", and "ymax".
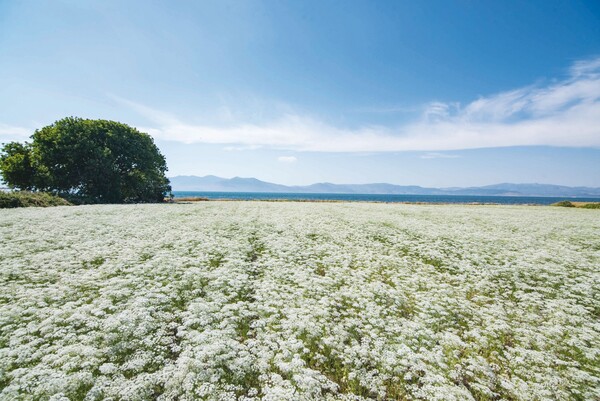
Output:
[{"xmin": 169, "ymin": 175, "xmax": 600, "ymax": 197}]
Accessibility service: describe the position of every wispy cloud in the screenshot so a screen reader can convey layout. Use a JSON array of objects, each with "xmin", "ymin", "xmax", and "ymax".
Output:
[
  {"xmin": 118, "ymin": 57, "xmax": 600, "ymax": 152},
  {"xmin": 223, "ymin": 145, "xmax": 261, "ymax": 151},
  {"xmin": 0, "ymin": 124, "xmax": 31, "ymax": 143},
  {"xmin": 570, "ymin": 57, "xmax": 600, "ymax": 78},
  {"xmin": 277, "ymin": 156, "xmax": 297, "ymax": 163},
  {"xmin": 420, "ymin": 152, "xmax": 461, "ymax": 159}
]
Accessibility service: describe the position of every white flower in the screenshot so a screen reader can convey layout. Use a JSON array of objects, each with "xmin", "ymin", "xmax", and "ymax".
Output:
[{"xmin": 1, "ymin": 202, "xmax": 598, "ymax": 400}]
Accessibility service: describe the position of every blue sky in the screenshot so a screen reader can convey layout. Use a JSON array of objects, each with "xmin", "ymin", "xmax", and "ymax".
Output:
[{"xmin": 1, "ymin": 0, "xmax": 599, "ymax": 187}]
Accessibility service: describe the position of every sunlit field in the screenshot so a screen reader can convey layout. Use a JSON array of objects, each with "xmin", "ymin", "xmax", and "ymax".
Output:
[{"xmin": 1, "ymin": 202, "xmax": 599, "ymax": 401}]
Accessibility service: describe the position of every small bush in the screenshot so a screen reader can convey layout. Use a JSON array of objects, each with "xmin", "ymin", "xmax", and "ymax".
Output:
[
  {"xmin": 0, "ymin": 191, "xmax": 72, "ymax": 208},
  {"xmin": 552, "ymin": 200, "xmax": 575, "ymax": 207},
  {"xmin": 581, "ymin": 203, "xmax": 600, "ymax": 209}
]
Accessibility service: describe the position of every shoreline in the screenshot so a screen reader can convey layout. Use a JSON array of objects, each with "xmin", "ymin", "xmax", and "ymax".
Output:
[
  {"xmin": 168, "ymin": 196, "xmax": 600, "ymax": 207},
  {"xmin": 170, "ymin": 196, "xmax": 506, "ymax": 205},
  {"xmin": 168, "ymin": 191, "xmax": 600, "ymax": 207}
]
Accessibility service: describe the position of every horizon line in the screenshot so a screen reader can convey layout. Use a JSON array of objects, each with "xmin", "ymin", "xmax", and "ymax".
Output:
[{"xmin": 167, "ymin": 175, "xmax": 600, "ymax": 190}]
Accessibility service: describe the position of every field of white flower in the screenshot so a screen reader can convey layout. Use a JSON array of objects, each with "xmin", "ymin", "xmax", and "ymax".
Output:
[{"xmin": 1, "ymin": 202, "xmax": 599, "ymax": 401}]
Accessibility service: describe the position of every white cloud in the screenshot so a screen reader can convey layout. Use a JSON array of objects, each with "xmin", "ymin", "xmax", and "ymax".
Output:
[
  {"xmin": 0, "ymin": 124, "xmax": 31, "ymax": 143},
  {"xmin": 277, "ymin": 156, "xmax": 297, "ymax": 163},
  {"xmin": 420, "ymin": 152, "xmax": 461, "ymax": 159},
  {"xmin": 424, "ymin": 101, "xmax": 459, "ymax": 121},
  {"xmin": 570, "ymin": 57, "xmax": 600, "ymax": 78},
  {"xmin": 223, "ymin": 145, "xmax": 262, "ymax": 151},
  {"xmin": 117, "ymin": 56, "xmax": 600, "ymax": 152}
]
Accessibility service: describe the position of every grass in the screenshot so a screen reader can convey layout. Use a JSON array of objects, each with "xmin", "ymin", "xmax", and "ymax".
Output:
[
  {"xmin": 0, "ymin": 191, "xmax": 72, "ymax": 208},
  {"xmin": 168, "ymin": 196, "xmax": 210, "ymax": 202},
  {"xmin": 552, "ymin": 200, "xmax": 600, "ymax": 209}
]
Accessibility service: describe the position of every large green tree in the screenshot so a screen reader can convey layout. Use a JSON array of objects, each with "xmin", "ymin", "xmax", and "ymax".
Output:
[{"xmin": 0, "ymin": 117, "xmax": 171, "ymax": 203}]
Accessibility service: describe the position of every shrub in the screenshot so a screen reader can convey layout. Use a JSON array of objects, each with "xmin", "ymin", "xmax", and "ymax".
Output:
[
  {"xmin": 552, "ymin": 200, "xmax": 575, "ymax": 207},
  {"xmin": 0, "ymin": 191, "xmax": 72, "ymax": 208}
]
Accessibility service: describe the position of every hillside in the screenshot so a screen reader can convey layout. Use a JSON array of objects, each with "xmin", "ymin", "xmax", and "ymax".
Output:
[{"xmin": 170, "ymin": 175, "xmax": 600, "ymax": 197}]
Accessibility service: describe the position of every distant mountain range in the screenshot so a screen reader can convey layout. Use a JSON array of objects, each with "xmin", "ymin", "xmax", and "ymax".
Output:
[{"xmin": 169, "ymin": 175, "xmax": 600, "ymax": 197}]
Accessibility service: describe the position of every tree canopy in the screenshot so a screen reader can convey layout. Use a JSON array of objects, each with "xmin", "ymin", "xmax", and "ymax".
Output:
[{"xmin": 0, "ymin": 117, "xmax": 171, "ymax": 203}]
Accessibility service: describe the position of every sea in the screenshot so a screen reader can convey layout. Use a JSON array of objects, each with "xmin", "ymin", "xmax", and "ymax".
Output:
[{"xmin": 172, "ymin": 191, "xmax": 600, "ymax": 205}]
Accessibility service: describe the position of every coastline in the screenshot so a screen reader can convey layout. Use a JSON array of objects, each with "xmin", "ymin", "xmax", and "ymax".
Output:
[
  {"xmin": 168, "ymin": 189, "xmax": 600, "ymax": 206},
  {"xmin": 168, "ymin": 196, "xmax": 600, "ymax": 207}
]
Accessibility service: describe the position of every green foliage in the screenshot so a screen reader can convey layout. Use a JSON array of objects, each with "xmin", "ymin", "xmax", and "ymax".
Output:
[
  {"xmin": 551, "ymin": 201, "xmax": 600, "ymax": 209},
  {"xmin": 0, "ymin": 117, "xmax": 171, "ymax": 203},
  {"xmin": 0, "ymin": 142, "xmax": 36, "ymax": 190},
  {"xmin": 552, "ymin": 200, "xmax": 575, "ymax": 207},
  {"xmin": 0, "ymin": 191, "xmax": 72, "ymax": 208}
]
